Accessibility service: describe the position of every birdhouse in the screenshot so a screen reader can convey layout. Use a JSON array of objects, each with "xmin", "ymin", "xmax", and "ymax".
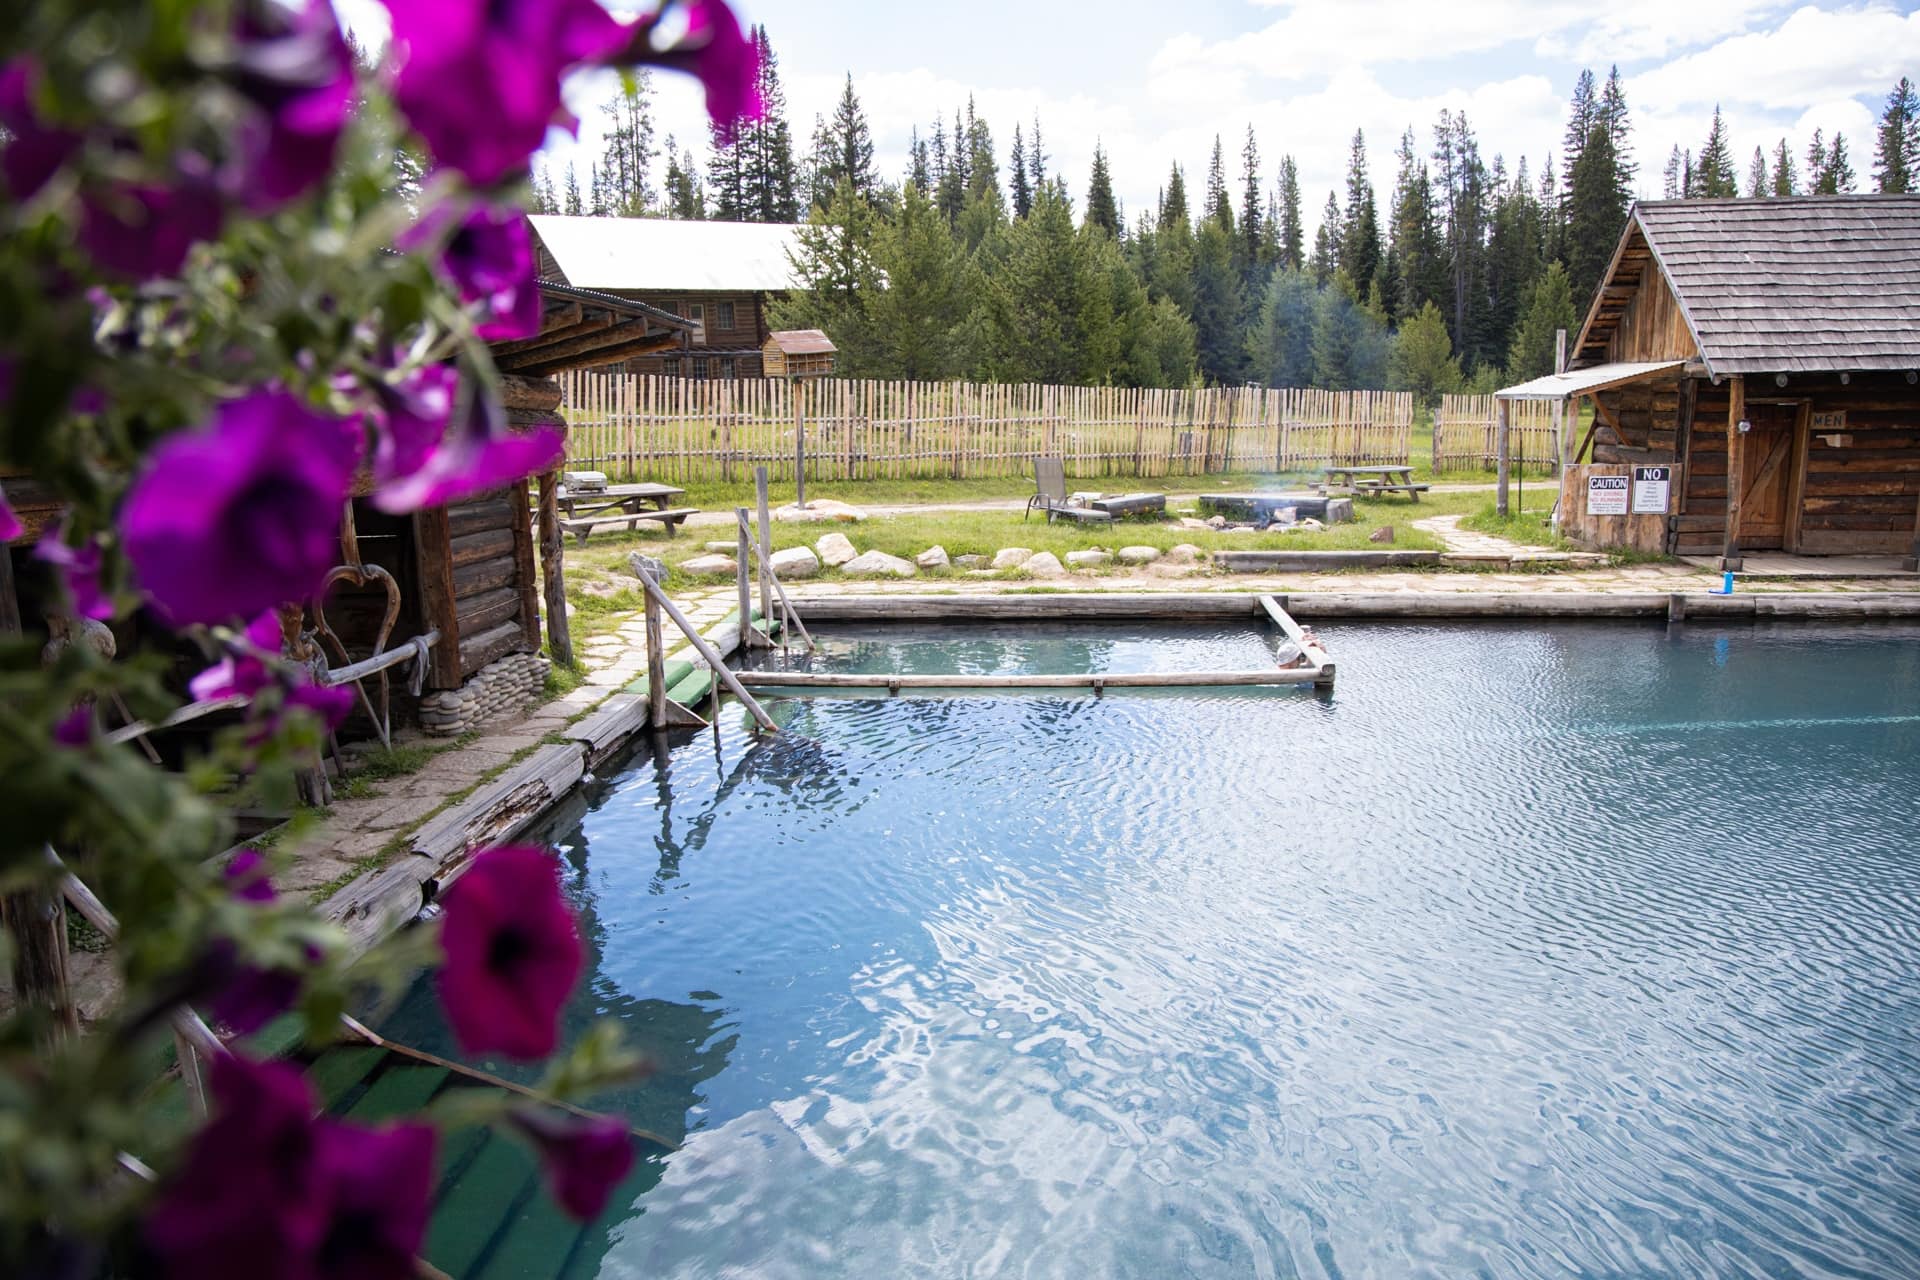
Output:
[{"xmin": 762, "ymin": 330, "xmax": 837, "ymax": 379}]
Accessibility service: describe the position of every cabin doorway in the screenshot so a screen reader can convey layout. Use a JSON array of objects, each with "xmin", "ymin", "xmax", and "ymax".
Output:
[{"xmin": 1734, "ymin": 400, "xmax": 1803, "ymax": 550}]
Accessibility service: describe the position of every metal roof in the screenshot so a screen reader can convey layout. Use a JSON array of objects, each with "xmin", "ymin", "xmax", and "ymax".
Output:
[
  {"xmin": 1621, "ymin": 196, "xmax": 1920, "ymax": 376},
  {"xmin": 529, "ymin": 215, "xmax": 807, "ymax": 292},
  {"xmin": 1497, "ymin": 360, "xmax": 1687, "ymax": 401},
  {"xmin": 766, "ymin": 329, "xmax": 836, "ymax": 354}
]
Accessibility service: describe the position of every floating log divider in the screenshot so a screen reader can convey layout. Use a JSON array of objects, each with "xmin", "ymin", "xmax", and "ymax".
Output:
[{"xmin": 735, "ymin": 670, "xmax": 1325, "ymax": 691}]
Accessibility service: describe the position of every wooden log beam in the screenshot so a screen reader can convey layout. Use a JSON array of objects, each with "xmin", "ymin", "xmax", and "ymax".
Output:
[
  {"xmin": 511, "ymin": 330, "xmax": 685, "ymax": 377},
  {"xmin": 488, "ymin": 313, "xmax": 614, "ymax": 362},
  {"xmin": 1722, "ymin": 374, "xmax": 1746, "ymax": 572},
  {"xmin": 500, "ymin": 374, "xmax": 564, "ymax": 414},
  {"xmin": 734, "ymin": 669, "xmax": 1325, "ymax": 690},
  {"xmin": 535, "ymin": 471, "xmax": 572, "ymax": 667},
  {"xmin": 488, "ymin": 304, "xmax": 590, "ymax": 356},
  {"xmin": 495, "ymin": 319, "xmax": 665, "ymax": 372}
]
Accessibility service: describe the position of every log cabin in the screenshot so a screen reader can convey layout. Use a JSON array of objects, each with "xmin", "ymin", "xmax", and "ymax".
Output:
[
  {"xmin": 525, "ymin": 215, "xmax": 805, "ymax": 379},
  {"xmin": 1502, "ymin": 196, "xmax": 1920, "ymax": 571}
]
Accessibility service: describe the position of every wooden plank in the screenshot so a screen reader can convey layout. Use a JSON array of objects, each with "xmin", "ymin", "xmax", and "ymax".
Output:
[
  {"xmin": 734, "ymin": 669, "xmax": 1325, "ymax": 689},
  {"xmin": 423, "ymin": 1133, "xmax": 542, "ymax": 1280},
  {"xmin": 508, "ymin": 477, "xmax": 541, "ymax": 656},
  {"xmin": 413, "ymin": 506, "xmax": 463, "ymax": 689},
  {"xmin": 343, "ymin": 1062, "xmax": 450, "ymax": 1124},
  {"xmin": 1722, "ymin": 375, "xmax": 1747, "ymax": 570},
  {"xmin": 455, "ymin": 586, "xmax": 521, "ymax": 635},
  {"xmin": 448, "ymin": 494, "xmax": 517, "ymax": 539},
  {"xmin": 1784, "ymin": 399, "xmax": 1813, "ymax": 553},
  {"xmin": 453, "ymin": 555, "xmax": 518, "ymax": 598},
  {"xmin": 499, "ymin": 374, "xmax": 564, "ymax": 414},
  {"xmin": 537, "ymin": 470, "xmax": 571, "ymax": 667},
  {"xmin": 460, "ymin": 619, "xmax": 532, "ymax": 677},
  {"xmin": 449, "ymin": 527, "xmax": 516, "ymax": 568}
]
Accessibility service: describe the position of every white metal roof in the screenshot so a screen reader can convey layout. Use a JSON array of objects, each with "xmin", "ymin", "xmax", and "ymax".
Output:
[
  {"xmin": 529, "ymin": 215, "xmax": 806, "ymax": 292},
  {"xmin": 1495, "ymin": 360, "xmax": 1687, "ymax": 401}
]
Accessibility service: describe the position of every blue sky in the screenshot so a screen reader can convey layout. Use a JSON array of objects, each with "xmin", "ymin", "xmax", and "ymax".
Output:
[{"xmin": 345, "ymin": 1, "xmax": 1920, "ymax": 229}]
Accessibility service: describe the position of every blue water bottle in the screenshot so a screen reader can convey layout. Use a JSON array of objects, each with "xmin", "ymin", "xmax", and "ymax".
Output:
[{"xmin": 1721, "ymin": 570, "xmax": 1734, "ymax": 594}]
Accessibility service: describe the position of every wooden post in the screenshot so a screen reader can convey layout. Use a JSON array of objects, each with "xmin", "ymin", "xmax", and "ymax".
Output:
[
  {"xmin": 792, "ymin": 376, "xmax": 807, "ymax": 508},
  {"xmin": 754, "ymin": 466, "xmax": 774, "ymax": 627},
  {"xmin": 645, "ymin": 580, "xmax": 668, "ymax": 730},
  {"xmin": 1495, "ymin": 396, "xmax": 1512, "ymax": 516},
  {"xmin": 0, "ymin": 536, "xmax": 20, "ymax": 637},
  {"xmin": 1553, "ymin": 329, "xmax": 1568, "ymax": 469},
  {"xmin": 735, "ymin": 508, "xmax": 752, "ymax": 638},
  {"xmin": 633, "ymin": 571, "xmax": 778, "ymax": 733},
  {"xmin": 0, "ymin": 888, "xmax": 78, "ymax": 1043},
  {"xmin": 535, "ymin": 470, "xmax": 572, "ymax": 668},
  {"xmin": 1905, "ymin": 491, "xmax": 1920, "ymax": 572},
  {"xmin": 1722, "ymin": 375, "xmax": 1746, "ymax": 572}
]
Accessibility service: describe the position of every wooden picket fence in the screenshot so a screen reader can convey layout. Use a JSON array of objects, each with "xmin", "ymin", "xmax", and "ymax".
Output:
[
  {"xmin": 1432, "ymin": 394, "xmax": 1561, "ymax": 474},
  {"xmin": 556, "ymin": 373, "xmax": 1415, "ymax": 485}
]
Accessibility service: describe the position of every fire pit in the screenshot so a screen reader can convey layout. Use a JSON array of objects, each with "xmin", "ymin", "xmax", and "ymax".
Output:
[{"xmin": 1195, "ymin": 492, "xmax": 1355, "ymax": 531}]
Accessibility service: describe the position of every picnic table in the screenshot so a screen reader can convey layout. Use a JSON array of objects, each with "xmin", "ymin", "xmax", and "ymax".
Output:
[
  {"xmin": 556, "ymin": 481, "xmax": 699, "ymax": 543},
  {"xmin": 1321, "ymin": 464, "xmax": 1430, "ymax": 501}
]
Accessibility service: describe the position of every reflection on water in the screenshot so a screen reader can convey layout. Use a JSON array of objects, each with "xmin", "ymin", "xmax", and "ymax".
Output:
[{"xmin": 383, "ymin": 622, "xmax": 1920, "ymax": 1279}]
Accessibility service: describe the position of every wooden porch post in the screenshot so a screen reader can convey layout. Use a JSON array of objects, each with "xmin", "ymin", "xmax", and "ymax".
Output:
[
  {"xmin": 1495, "ymin": 396, "xmax": 1511, "ymax": 516},
  {"xmin": 535, "ymin": 470, "xmax": 572, "ymax": 668},
  {"xmin": 1553, "ymin": 329, "xmax": 1568, "ymax": 469},
  {"xmin": 1721, "ymin": 375, "xmax": 1746, "ymax": 572},
  {"xmin": 1905, "ymin": 489, "xmax": 1920, "ymax": 572}
]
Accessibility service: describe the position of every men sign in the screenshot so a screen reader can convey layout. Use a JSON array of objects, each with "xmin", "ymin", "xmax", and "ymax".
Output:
[
  {"xmin": 1631, "ymin": 465, "xmax": 1672, "ymax": 515},
  {"xmin": 1587, "ymin": 474, "xmax": 1628, "ymax": 516}
]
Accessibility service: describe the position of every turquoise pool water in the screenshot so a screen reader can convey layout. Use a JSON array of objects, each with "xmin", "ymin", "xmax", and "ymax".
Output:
[{"xmin": 384, "ymin": 621, "xmax": 1920, "ymax": 1278}]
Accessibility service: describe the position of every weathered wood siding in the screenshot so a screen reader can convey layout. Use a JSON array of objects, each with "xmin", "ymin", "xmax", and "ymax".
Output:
[
  {"xmin": 1590, "ymin": 375, "xmax": 1686, "ymax": 466},
  {"xmin": 1603, "ymin": 267, "xmax": 1699, "ymax": 364}
]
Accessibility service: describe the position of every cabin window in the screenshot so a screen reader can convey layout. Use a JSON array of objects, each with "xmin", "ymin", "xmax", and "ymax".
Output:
[
  {"xmin": 661, "ymin": 300, "xmax": 681, "ymax": 317},
  {"xmin": 688, "ymin": 303, "xmax": 706, "ymax": 339},
  {"xmin": 691, "ymin": 356, "xmax": 709, "ymax": 379},
  {"xmin": 715, "ymin": 301, "xmax": 736, "ymax": 330},
  {"xmin": 721, "ymin": 358, "xmax": 737, "ymax": 380},
  {"xmin": 662, "ymin": 358, "xmax": 680, "ymax": 377}
]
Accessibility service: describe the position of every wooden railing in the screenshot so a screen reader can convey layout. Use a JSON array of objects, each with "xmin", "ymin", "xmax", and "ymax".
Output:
[
  {"xmin": 555, "ymin": 373, "xmax": 1414, "ymax": 484},
  {"xmin": 1433, "ymin": 394, "xmax": 1559, "ymax": 474}
]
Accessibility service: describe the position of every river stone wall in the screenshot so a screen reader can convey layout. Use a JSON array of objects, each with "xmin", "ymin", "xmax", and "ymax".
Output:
[{"xmin": 418, "ymin": 652, "xmax": 551, "ymax": 736}]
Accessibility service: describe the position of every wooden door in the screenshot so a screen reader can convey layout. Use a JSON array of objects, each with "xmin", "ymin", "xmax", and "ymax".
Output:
[{"xmin": 1735, "ymin": 402, "xmax": 1797, "ymax": 549}]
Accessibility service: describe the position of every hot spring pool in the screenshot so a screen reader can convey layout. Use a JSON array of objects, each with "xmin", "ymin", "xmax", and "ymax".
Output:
[{"xmin": 381, "ymin": 621, "xmax": 1920, "ymax": 1278}]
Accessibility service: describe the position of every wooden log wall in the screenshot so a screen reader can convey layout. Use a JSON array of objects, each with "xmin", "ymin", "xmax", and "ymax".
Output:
[
  {"xmin": 1433, "ymin": 395, "xmax": 1557, "ymax": 472},
  {"xmin": 415, "ymin": 481, "xmax": 542, "ymax": 690},
  {"xmin": 1590, "ymin": 377, "xmax": 1685, "ymax": 467},
  {"xmin": 554, "ymin": 373, "xmax": 1414, "ymax": 483}
]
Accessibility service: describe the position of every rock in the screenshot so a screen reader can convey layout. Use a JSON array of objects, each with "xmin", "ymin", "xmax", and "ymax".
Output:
[
  {"xmin": 841, "ymin": 550, "xmax": 916, "ymax": 578},
  {"xmin": 773, "ymin": 498, "xmax": 868, "ymax": 523},
  {"xmin": 965, "ymin": 568, "xmax": 1001, "ymax": 577},
  {"xmin": 1298, "ymin": 517, "xmax": 1325, "ymax": 530},
  {"xmin": 816, "ymin": 532, "xmax": 857, "ymax": 567},
  {"xmin": 1179, "ymin": 517, "xmax": 1211, "ymax": 530},
  {"xmin": 1065, "ymin": 549, "xmax": 1112, "ymax": 568},
  {"xmin": 579, "ymin": 580, "xmax": 621, "ymax": 599},
  {"xmin": 1146, "ymin": 559, "xmax": 1204, "ymax": 578},
  {"xmin": 703, "ymin": 540, "xmax": 737, "ymax": 553},
  {"xmin": 626, "ymin": 552, "xmax": 667, "ymax": 583},
  {"xmin": 991, "ymin": 547, "xmax": 1034, "ymax": 570},
  {"xmin": 1325, "ymin": 497, "xmax": 1356, "ymax": 524},
  {"xmin": 915, "ymin": 545, "xmax": 951, "ymax": 570},
  {"xmin": 955, "ymin": 554, "xmax": 987, "ymax": 568},
  {"xmin": 769, "ymin": 546, "xmax": 820, "ymax": 579},
  {"xmin": 1117, "ymin": 545, "xmax": 1161, "ymax": 564},
  {"xmin": 1021, "ymin": 551, "xmax": 1067, "ymax": 577},
  {"xmin": 680, "ymin": 553, "xmax": 737, "ymax": 577},
  {"xmin": 1160, "ymin": 543, "xmax": 1203, "ymax": 565},
  {"xmin": 1227, "ymin": 525, "xmax": 1257, "ymax": 534},
  {"xmin": 1369, "ymin": 526, "xmax": 1396, "ymax": 544},
  {"xmin": 1206, "ymin": 514, "xmax": 1228, "ymax": 529}
]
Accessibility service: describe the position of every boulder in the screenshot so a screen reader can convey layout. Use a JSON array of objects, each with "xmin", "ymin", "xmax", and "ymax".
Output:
[
  {"xmin": 1206, "ymin": 514, "xmax": 1228, "ymax": 529},
  {"xmin": 1116, "ymin": 545, "xmax": 1161, "ymax": 564},
  {"xmin": 1369, "ymin": 525, "xmax": 1396, "ymax": 544},
  {"xmin": 1159, "ymin": 543, "xmax": 1203, "ymax": 565},
  {"xmin": 816, "ymin": 532, "xmax": 858, "ymax": 567},
  {"xmin": 773, "ymin": 498, "xmax": 868, "ymax": 523},
  {"xmin": 1178, "ymin": 517, "xmax": 1211, "ymax": 530},
  {"xmin": 991, "ymin": 547, "xmax": 1034, "ymax": 570},
  {"xmin": 769, "ymin": 546, "xmax": 820, "ymax": 579},
  {"xmin": 703, "ymin": 540, "xmax": 736, "ymax": 553},
  {"xmin": 1065, "ymin": 549, "xmax": 1112, "ymax": 568},
  {"xmin": 1021, "ymin": 551, "xmax": 1067, "ymax": 577},
  {"xmin": 1326, "ymin": 497, "xmax": 1356, "ymax": 524},
  {"xmin": 578, "ymin": 580, "xmax": 622, "ymax": 599},
  {"xmin": 915, "ymin": 545, "xmax": 951, "ymax": 570},
  {"xmin": 680, "ymin": 554, "xmax": 737, "ymax": 577},
  {"xmin": 955, "ymin": 554, "xmax": 987, "ymax": 569},
  {"xmin": 841, "ymin": 550, "xmax": 916, "ymax": 578}
]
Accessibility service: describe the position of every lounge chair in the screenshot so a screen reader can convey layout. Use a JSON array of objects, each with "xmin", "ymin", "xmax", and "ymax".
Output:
[{"xmin": 1024, "ymin": 456, "xmax": 1114, "ymax": 524}]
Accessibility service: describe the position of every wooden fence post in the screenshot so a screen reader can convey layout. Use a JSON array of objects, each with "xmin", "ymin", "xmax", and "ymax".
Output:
[
  {"xmin": 1496, "ymin": 396, "xmax": 1512, "ymax": 516},
  {"xmin": 536, "ymin": 469, "xmax": 571, "ymax": 668}
]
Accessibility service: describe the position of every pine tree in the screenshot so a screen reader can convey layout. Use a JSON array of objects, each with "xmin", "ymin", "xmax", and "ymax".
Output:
[
  {"xmin": 1204, "ymin": 136, "xmax": 1233, "ymax": 235},
  {"xmin": 530, "ymin": 164, "xmax": 559, "ymax": 214},
  {"xmin": 738, "ymin": 27, "xmax": 799, "ymax": 222},
  {"xmin": 1562, "ymin": 69, "xmax": 1598, "ymax": 197},
  {"xmin": 707, "ymin": 112, "xmax": 749, "ymax": 219},
  {"xmin": 906, "ymin": 127, "xmax": 930, "ymax": 195},
  {"xmin": 1028, "ymin": 114, "xmax": 1047, "ymax": 194},
  {"xmin": 977, "ymin": 184, "xmax": 1117, "ymax": 384},
  {"xmin": 1085, "ymin": 143, "xmax": 1119, "ymax": 236},
  {"xmin": 1247, "ymin": 269, "xmax": 1317, "ymax": 388},
  {"xmin": 663, "ymin": 136, "xmax": 704, "ymax": 219},
  {"xmin": 1309, "ymin": 273, "xmax": 1390, "ymax": 390},
  {"xmin": 817, "ymin": 74, "xmax": 878, "ymax": 205},
  {"xmin": 1505, "ymin": 262, "xmax": 1577, "ymax": 383},
  {"xmin": 1748, "ymin": 146, "xmax": 1769, "ymax": 197},
  {"xmin": 1483, "ymin": 157, "xmax": 1542, "ymax": 362},
  {"xmin": 1566, "ymin": 120, "xmax": 1623, "ymax": 303},
  {"xmin": 1821, "ymin": 133, "xmax": 1857, "ymax": 193},
  {"xmin": 1432, "ymin": 110, "xmax": 1492, "ymax": 369},
  {"xmin": 1238, "ymin": 125, "xmax": 1263, "ymax": 267},
  {"xmin": 1009, "ymin": 124, "xmax": 1032, "ymax": 218},
  {"xmin": 1662, "ymin": 145, "xmax": 1685, "ymax": 199},
  {"xmin": 1694, "ymin": 107, "xmax": 1737, "ymax": 197},
  {"xmin": 1537, "ymin": 153, "xmax": 1563, "ymax": 264},
  {"xmin": 1875, "ymin": 77, "xmax": 1920, "ymax": 193},
  {"xmin": 594, "ymin": 72, "xmax": 656, "ymax": 216},
  {"xmin": 1340, "ymin": 129, "xmax": 1382, "ymax": 299},
  {"xmin": 1161, "ymin": 162, "xmax": 1190, "ymax": 231},
  {"xmin": 1388, "ymin": 301, "xmax": 1463, "ymax": 407},
  {"xmin": 1804, "ymin": 129, "xmax": 1826, "ymax": 194},
  {"xmin": 964, "ymin": 98, "xmax": 999, "ymax": 205},
  {"xmin": 1309, "ymin": 191, "xmax": 1340, "ymax": 285},
  {"xmin": 563, "ymin": 162, "xmax": 583, "ymax": 215},
  {"xmin": 1276, "ymin": 156, "xmax": 1304, "ymax": 270},
  {"xmin": 864, "ymin": 182, "xmax": 973, "ymax": 378},
  {"xmin": 1389, "ymin": 128, "xmax": 1446, "ymax": 322},
  {"xmin": 1772, "ymin": 138, "xmax": 1797, "ymax": 195},
  {"xmin": 1599, "ymin": 66, "xmax": 1636, "ymax": 210},
  {"xmin": 935, "ymin": 110, "xmax": 968, "ymax": 223},
  {"xmin": 1188, "ymin": 218, "xmax": 1244, "ymax": 383}
]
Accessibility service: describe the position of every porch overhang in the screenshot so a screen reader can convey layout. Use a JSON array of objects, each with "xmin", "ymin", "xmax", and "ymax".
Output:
[{"xmin": 1495, "ymin": 360, "xmax": 1687, "ymax": 403}]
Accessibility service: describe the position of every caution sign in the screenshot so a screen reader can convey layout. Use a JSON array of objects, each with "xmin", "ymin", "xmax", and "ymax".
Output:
[
  {"xmin": 1631, "ymin": 465, "xmax": 1672, "ymax": 515},
  {"xmin": 1587, "ymin": 474, "xmax": 1629, "ymax": 516}
]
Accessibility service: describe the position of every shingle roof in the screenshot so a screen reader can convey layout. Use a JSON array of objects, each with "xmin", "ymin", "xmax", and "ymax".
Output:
[
  {"xmin": 1634, "ymin": 195, "xmax": 1920, "ymax": 375},
  {"xmin": 529, "ymin": 215, "xmax": 806, "ymax": 292}
]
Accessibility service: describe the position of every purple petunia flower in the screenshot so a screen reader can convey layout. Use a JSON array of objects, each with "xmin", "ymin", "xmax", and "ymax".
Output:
[
  {"xmin": 225, "ymin": 848, "xmax": 278, "ymax": 904},
  {"xmin": 372, "ymin": 383, "xmax": 561, "ymax": 514},
  {"xmin": 144, "ymin": 1055, "xmax": 331, "ymax": 1277},
  {"xmin": 284, "ymin": 681, "xmax": 355, "ymax": 733},
  {"xmin": 384, "ymin": 0, "xmax": 629, "ymax": 185},
  {"xmin": 207, "ymin": 947, "xmax": 304, "ymax": 1036},
  {"xmin": 400, "ymin": 204, "xmax": 541, "ymax": 341},
  {"xmin": 617, "ymin": 0, "xmax": 761, "ymax": 139},
  {"xmin": 53, "ymin": 707, "xmax": 92, "ymax": 748},
  {"xmin": 306, "ymin": 1119, "xmax": 436, "ymax": 1280},
  {"xmin": 189, "ymin": 611, "xmax": 286, "ymax": 703},
  {"xmin": 435, "ymin": 845, "xmax": 583, "ymax": 1060},
  {"xmin": 79, "ymin": 172, "xmax": 226, "ymax": 282},
  {"xmin": 509, "ymin": 1108, "xmax": 635, "ymax": 1220},
  {"xmin": 34, "ymin": 525, "xmax": 112, "ymax": 621},
  {"xmin": 368, "ymin": 363, "xmax": 458, "ymax": 489},
  {"xmin": 0, "ymin": 57, "xmax": 81, "ymax": 201},
  {"xmin": 121, "ymin": 390, "xmax": 359, "ymax": 626},
  {"xmin": 227, "ymin": 0, "xmax": 357, "ymax": 210}
]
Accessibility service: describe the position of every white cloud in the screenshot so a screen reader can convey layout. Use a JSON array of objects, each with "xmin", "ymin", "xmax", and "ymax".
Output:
[{"xmin": 1629, "ymin": 4, "xmax": 1920, "ymax": 109}]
